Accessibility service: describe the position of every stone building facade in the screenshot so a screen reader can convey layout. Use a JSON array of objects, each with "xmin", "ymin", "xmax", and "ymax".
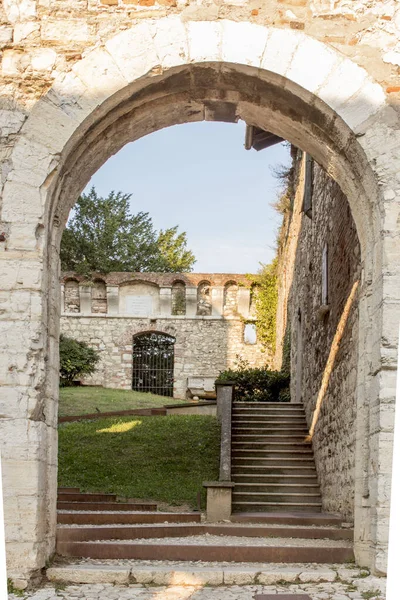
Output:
[
  {"xmin": 61, "ymin": 273, "xmax": 267, "ymax": 398},
  {"xmin": 277, "ymin": 151, "xmax": 361, "ymax": 522},
  {"xmin": 0, "ymin": 0, "xmax": 399, "ymax": 584}
]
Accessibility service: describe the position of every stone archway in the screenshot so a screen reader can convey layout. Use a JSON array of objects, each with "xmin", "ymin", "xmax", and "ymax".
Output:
[{"xmin": 0, "ymin": 18, "xmax": 399, "ymax": 582}]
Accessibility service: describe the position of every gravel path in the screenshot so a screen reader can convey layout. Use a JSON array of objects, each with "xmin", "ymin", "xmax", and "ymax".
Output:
[{"xmin": 89, "ymin": 534, "xmax": 353, "ymax": 547}]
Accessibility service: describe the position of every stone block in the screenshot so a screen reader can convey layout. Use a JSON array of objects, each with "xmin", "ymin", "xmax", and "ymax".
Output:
[
  {"xmin": 47, "ymin": 565, "xmax": 131, "ymax": 584},
  {"xmin": 105, "ymin": 24, "xmax": 158, "ymax": 83},
  {"xmin": 41, "ymin": 19, "xmax": 89, "ymax": 43},
  {"xmin": 203, "ymin": 481, "xmax": 234, "ymax": 521}
]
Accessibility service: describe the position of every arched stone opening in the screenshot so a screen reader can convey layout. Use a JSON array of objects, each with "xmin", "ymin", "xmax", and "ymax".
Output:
[
  {"xmin": 223, "ymin": 281, "xmax": 239, "ymax": 317},
  {"xmin": 171, "ymin": 281, "xmax": 186, "ymax": 316},
  {"xmin": 1, "ymin": 20, "xmax": 398, "ymax": 581},
  {"xmin": 91, "ymin": 279, "xmax": 107, "ymax": 314}
]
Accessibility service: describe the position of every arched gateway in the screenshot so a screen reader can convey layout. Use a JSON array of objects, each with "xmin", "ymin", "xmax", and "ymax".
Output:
[{"xmin": 0, "ymin": 9, "xmax": 399, "ymax": 584}]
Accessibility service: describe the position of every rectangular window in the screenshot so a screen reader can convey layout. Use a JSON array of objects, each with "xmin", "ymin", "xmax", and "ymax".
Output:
[
  {"xmin": 322, "ymin": 243, "xmax": 328, "ymax": 305},
  {"xmin": 302, "ymin": 153, "xmax": 313, "ymax": 219},
  {"xmin": 244, "ymin": 323, "xmax": 257, "ymax": 344}
]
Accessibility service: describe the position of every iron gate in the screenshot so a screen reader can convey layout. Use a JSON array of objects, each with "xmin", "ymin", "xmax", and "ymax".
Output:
[{"xmin": 132, "ymin": 332, "xmax": 175, "ymax": 397}]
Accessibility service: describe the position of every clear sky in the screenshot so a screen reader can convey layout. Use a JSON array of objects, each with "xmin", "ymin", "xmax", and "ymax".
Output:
[{"xmin": 85, "ymin": 120, "xmax": 291, "ymax": 274}]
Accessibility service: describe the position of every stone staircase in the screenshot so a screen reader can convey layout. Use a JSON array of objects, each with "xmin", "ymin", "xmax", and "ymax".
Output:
[
  {"xmin": 231, "ymin": 402, "xmax": 322, "ymax": 513},
  {"xmin": 56, "ymin": 487, "xmax": 353, "ymax": 564}
]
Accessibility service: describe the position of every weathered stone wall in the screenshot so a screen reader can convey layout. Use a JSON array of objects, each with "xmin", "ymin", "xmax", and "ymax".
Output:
[
  {"xmin": 0, "ymin": 0, "xmax": 399, "ymax": 583},
  {"xmin": 60, "ymin": 315, "xmax": 266, "ymax": 398},
  {"xmin": 280, "ymin": 152, "xmax": 361, "ymax": 521},
  {"xmin": 60, "ymin": 272, "xmax": 268, "ymax": 397}
]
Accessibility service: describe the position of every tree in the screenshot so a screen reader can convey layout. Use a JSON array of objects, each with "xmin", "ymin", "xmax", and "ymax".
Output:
[
  {"xmin": 60, "ymin": 188, "xmax": 196, "ymax": 275},
  {"xmin": 59, "ymin": 335, "xmax": 100, "ymax": 386},
  {"xmin": 156, "ymin": 226, "xmax": 196, "ymax": 273}
]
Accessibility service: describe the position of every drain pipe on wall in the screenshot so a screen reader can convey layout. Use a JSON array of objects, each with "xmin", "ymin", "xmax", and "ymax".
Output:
[
  {"xmin": 387, "ymin": 324, "xmax": 400, "ymax": 600},
  {"xmin": 0, "ymin": 453, "xmax": 7, "ymax": 597}
]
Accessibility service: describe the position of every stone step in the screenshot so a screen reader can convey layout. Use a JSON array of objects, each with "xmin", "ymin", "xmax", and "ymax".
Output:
[
  {"xmin": 232, "ymin": 462, "xmax": 317, "ymax": 477},
  {"xmin": 57, "ymin": 511, "xmax": 201, "ymax": 525},
  {"xmin": 56, "ymin": 522, "xmax": 353, "ymax": 542},
  {"xmin": 232, "ymin": 501, "xmax": 322, "ymax": 512},
  {"xmin": 47, "ymin": 561, "xmax": 363, "ymax": 586},
  {"xmin": 233, "ymin": 403, "xmax": 304, "ymax": 408},
  {"xmin": 232, "ymin": 422, "xmax": 309, "ymax": 430},
  {"xmin": 232, "ymin": 450, "xmax": 314, "ymax": 459},
  {"xmin": 233, "ymin": 483, "xmax": 321, "ymax": 494},
  {"xmin": 232, "ymin": 442, "xmax": 312, "ymax": 451},
  {"xmin": 232, "ymin": 415, "xmax": 306, "ymax": 422},
  {"xmin": 232, "ymin": 434, "xmax": 309, "ymax": 440},
  {"xmin": 231, "ymin": 512, "xmax": 344, "ymax": 526},
  {"xmin": 232, "ymin": 458, "xmax": 316, "ymax": 467},
  {"xmin": 233, "ymin": 492, "xmax": 322, "ymax": 504},
  {"xmin": 233, "ymin": 474, "xmax": 319, "ymax": 484},
  {"xmin": 56, "ymin": 538, "xmax": 352, "ymax": 563},
  {"xmin": 57, "ymin": 492, "xmax": 117, "ymax": 503},
  {"xmin": 232, "ymin": 408, "xmax": 305, "ymax": 416},
  {"xmin": 57, "ymin": 501, "xmax": 157, "ymax": 512},
  {"xmin": 58, "ymin": 487, "xmax": 81, "ymax": 493}
]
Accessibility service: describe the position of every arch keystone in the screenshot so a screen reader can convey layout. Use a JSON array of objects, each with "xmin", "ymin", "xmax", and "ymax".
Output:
[
  {"xmin": 220, "ymin": 20, "xmax": 269, "ymax": 67},
  {"xmin": 150, "ymin": 17, "xmax": 189, "ymax": 70},
  {"xmin": 187, "ymin": 21, "xmax": 222, "ymax": 63},
  {"xmin": 261, "ymin": 28, "xmax": 302, "ymax": 77}
]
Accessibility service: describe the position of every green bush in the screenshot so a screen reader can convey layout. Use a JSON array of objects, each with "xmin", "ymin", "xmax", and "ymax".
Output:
[
  {"xmin": 59, "ymin": 335, "xmax": 100, "ymax": 386},
  {"xmin": 217, "ymin": 358, "xmax": 290, "ymax": 402}
]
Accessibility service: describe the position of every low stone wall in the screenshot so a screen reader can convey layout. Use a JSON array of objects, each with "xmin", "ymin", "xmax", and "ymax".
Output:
[{"xmin": 60, "ymin": 315, "xmax": 266, "ymax": 398}]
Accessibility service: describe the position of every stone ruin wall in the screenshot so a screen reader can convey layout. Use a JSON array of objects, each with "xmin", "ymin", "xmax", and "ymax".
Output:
[
  {"xmin": 60, "ymin": 273, "xmax": 268, "ymax": 398},
  {"xmin": 278, "ymin": 152, "xmax": 361, "ymax": 521}
]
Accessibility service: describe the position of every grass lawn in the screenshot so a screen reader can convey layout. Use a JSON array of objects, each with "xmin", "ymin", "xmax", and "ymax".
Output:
[
  {"xmin": 59, "ymin": 386, "xmax": 188, "ymax": 417},
  {"xmin": 58, "ymin": 415, "xmax": 220, "ymax": 508}
]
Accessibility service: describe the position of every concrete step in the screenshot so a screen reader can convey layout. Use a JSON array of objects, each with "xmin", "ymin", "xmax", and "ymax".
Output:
[
  {"xmin": 57, "ymin": 511, "xmax": 201, "ymax": 525},
  {"xmin": 233, "ymin": 492, "xmax": 322, "ymax": 504},
  {"xmin": 230, "ymin": 512, "xmax": 344, "ymax": 526},
  {"xmin": 233, "ymin": 483, "xmax": 321, "ymax": 494},
  {"xmin": 56, "ymin": 538, "xmax": 352, "ymax": 563},
  {"xmin": 232, "ymin": 501, "xmax": 322, "ymax": 512},
  {"xmin": 47, "ymin": 561, "xmax": 364, "ymax": 586},
  {"xmin": 56, "ymin": 522, "xmax": 353, "ymax": 542},
  {"xmin": 57, "ymin": 501, "xmax": 157, "ymax": 512},
  {"xmin": 233, "ymin": 474, "xmax": 319, "ymax": 484},
  {"xmin": 57, "ymin": 493, "xmax": 117, "ymax": 503}
]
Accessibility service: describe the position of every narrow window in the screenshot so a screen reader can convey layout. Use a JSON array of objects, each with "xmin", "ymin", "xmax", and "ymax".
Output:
[
  {"xmin": 302, "ymin": 153, "xmax": 313, "ymax": 219},
  {"xmin": 322, "ymin": 243, "xmax": 329, "ymax": 305},
  {"xmin": 172, "ymin": 282, "xmax": 186, "ymax": 315},
  {"xmin": 244, "ymin": 323, "xmax": 257, "ymax": 345}
]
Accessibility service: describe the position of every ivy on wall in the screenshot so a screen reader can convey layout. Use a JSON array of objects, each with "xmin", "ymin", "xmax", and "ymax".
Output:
[{"xmin": 248, "ymin": 258, "xmax": 278, "ymax": 353}]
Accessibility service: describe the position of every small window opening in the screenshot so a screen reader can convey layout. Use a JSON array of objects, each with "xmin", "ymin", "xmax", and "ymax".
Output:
[{"xmin": 244, "ymin": 323, "xmax": 257, "ymax": 345}]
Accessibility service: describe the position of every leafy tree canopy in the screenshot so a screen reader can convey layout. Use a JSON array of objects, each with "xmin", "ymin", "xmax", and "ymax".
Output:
[{"xmin": 60, "ymin": 188, "xmax": 196, "ymax": 275}]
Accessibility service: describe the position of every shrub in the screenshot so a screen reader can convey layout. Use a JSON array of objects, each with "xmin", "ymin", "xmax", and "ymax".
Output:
[
  {"xmin": 59, "ymin": 335, "xmax": 100, "ymax": 386},
  {"xmin": 217, "ymin": 358, "xmax": 290, "ymax": 402}
]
